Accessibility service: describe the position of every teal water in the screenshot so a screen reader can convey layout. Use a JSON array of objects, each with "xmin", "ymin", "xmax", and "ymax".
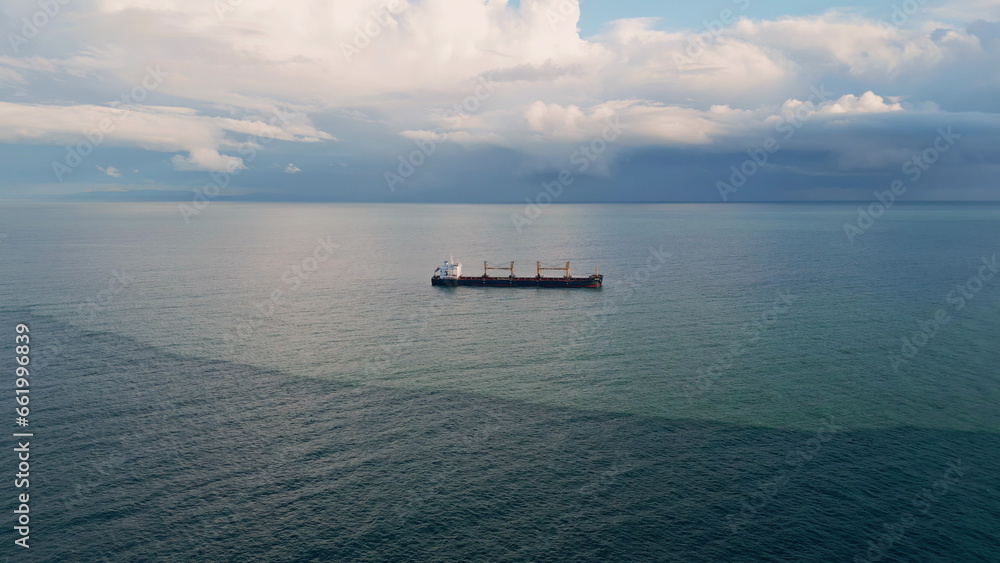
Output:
[{"xmin": 0, "ymin": 202, "xmax": 998, "ymax": 561}]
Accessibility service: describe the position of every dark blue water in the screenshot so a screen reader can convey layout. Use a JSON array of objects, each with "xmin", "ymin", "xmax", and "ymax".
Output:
[{"xmin": 1, "ymin": 202, "xmax": 998, "ymax": 561}]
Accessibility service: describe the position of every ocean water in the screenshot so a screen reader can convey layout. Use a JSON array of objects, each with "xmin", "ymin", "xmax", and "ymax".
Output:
[{"xmin": 0, "ymin": 201, "xmax": 998, "ymax": 562}]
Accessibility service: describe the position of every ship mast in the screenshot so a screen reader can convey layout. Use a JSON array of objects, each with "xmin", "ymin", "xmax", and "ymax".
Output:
[
  {"xmin": 484, "ymin": 261, "xmax": 515, "ymax": 278},
  {"xmin": 536, "ymin": 261, "xmax": 572, "ymax": 278}
]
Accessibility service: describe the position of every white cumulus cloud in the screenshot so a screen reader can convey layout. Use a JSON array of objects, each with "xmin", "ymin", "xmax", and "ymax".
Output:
[
  {"xmin": 96, "ymin": 165, "xmax": 122, "ymax": 177},
  {"xmin": 0, "ymin": 101, "xmax": 333, "ymax": 172}
]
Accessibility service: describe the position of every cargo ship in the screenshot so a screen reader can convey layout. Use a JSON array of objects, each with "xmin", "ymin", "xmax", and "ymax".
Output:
[{"xmin": 431, "ymin": 257, "xmax": 603, "ymax": 288}]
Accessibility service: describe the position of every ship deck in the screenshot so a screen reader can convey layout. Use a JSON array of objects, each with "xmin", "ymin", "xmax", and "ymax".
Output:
[{"xmin": 432, "ymin": 275, "xmax": 603, "ymax": 288}]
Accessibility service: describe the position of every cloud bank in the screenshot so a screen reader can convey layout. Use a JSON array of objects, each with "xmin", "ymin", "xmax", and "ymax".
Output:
[{"xmin": 0, "ymin": 0, "xmax": 997, "ymax": 200}]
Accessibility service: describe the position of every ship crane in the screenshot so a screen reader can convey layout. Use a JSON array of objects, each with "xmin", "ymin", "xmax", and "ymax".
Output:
[
  {"xmin": 536, "ymin": 261, "xmax": 572, "ymax": 279},
  {"xmin": 434, "ymin": 257, "xmax": 601, "ymax": 288},
  {"xmin": 484, "ymin": 261, "xmax": 515, "ymax": 279}
]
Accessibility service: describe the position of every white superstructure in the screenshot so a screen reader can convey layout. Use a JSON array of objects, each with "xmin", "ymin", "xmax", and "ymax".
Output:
[{"xmin": 439, "ymin": 256, "xmax": 461, "ymax": 279}]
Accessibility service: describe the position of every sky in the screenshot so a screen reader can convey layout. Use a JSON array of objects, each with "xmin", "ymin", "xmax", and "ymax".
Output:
[{"xmin": 0, "ymin": 0, "xmax": 998, "ymax": 202}]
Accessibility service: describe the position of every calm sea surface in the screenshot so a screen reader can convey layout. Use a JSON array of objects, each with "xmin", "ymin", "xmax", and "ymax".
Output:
[{"xmin": 0, "ymin": 202, "xmax": 998, "ymax": 561}]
